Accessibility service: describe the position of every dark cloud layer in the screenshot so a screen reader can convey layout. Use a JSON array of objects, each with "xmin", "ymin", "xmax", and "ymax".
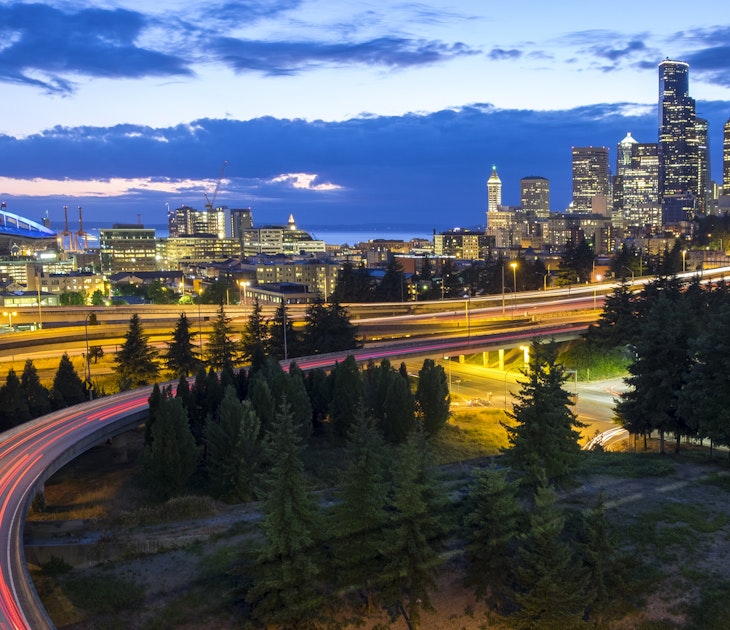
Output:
[
  {"xmin": 0, "ymin": 3, "xmax": 192, "ymax": 93},
  {"xmin": 2, "ymin": 102, "xmax": 728, "ymax": 229}
]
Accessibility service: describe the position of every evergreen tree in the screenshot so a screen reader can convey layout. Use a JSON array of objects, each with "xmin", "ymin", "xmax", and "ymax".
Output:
[
  {"xmin": 329, "ymin": 355, "xmax": 364, "ymax": 438},
  {"xmin": 512, "ymin": 481, "xmax": 589, "ymax": 629},
  {"xmin": 143, "ymin": 396, "xmax": 198, "ymax": 499},
  {"xmin": 207, "ymin": 303, "xmax": 237, "ymax": 369},
  {"xmin": 304, "ymin": 367, "xmax": 331, "ymax": 433},
  {"xmin": 585, "ymin": 280, "xmax": 639, "ymax": 349},
  {"xmin": 381, "ymin": 429, "xmax": 444, "ymax": 628},
  {"xmin": 679, "ymin": 303, "xmax": 730, "ymax": 450},
  {"xmin": 332, "ymin": 261, "xmax": 373, "ymax": 302},
  {"xmin": 287, "ymin": 364, "xmax": 313, "ymax": 439},
  {"xmin": 377, "ymin": 256, "xmax": 406, "ymax": 302},
  {"xmin": 616, "ymin": 294, "xmax": 694, "ymax": 453},
  {"xmin": 240, "ymin": 297, "xmax": 268, "ymax": 362},
  {"xmin": 328, "ymin": 405, "xmax": 389, "ymax": 611},
  {"xmin": 247, "ymin": 399, "xmax": 323, "ymax": 627},
  {"xmin": 464, "ymin": 465, "xmax": 522, "ymax": 611},
  {"xmin": 145, "ymin": 382, "xmax": 164, "ymax": 446},
  {"xmin": 576, "ymin": 493, "xmax": 618, "ymax": 626},
  {"xmin": 248, "ymin": 373, "xmax": 276, "ymax": 434},
  {"xmin": 114, "ymin": 313, "xmax": 159, "ymax": 390},
  {"xmin": 51, "ymin": 353, "xmax": 86, "ymax": 409},
  {"xmin": 502, "ymin": 338, "xmax": 584, "ymax": 486},
  {"xmin": 163, "ymin": 312, "xmax": 200, "ymax": 377},
  {"xmin": 206, "ymin": 386, "xmax": 262, "ymax": 501},
  {"xmin": 415, "ymin": 358, "xmax": 450, "ymax": 435},
  {"xmin": 20, "ymin": 359, "xmax": 51, "ymax": 419},
  {"xmin": 0, "ymin": 369, "xmax": 31, "ymax": 430},
  {"xmin": 383, "ymin": 369, "xmax": 415, "ymax": 444},
  {"xmin": 186, "ymin": 367, "xmax": 209, "ymax": 444},
  {"xmin": 266, "ymin": 301, "xmax": 298, "ymax": 360},
  {"xmin": 301, "ymin": 296, "xmax": 360, "ymax": 355}
]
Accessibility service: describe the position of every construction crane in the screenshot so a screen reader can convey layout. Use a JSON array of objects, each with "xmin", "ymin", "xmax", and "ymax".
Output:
[{"xmin": 203, "ymin": 160, "xmax": 227, "ymax": 212}]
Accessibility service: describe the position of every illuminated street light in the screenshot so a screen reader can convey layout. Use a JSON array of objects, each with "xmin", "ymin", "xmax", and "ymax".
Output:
[
  {"xmin": 3, "ymin": 311, "xmax": 17, "ymax": 331},
  {"xmin": 682, "ymin": 249, "xmax": 687, "ymax": 273},
  {"xmin": 84, "ymin": 311, "xmax": 95, "ymax": 400},
  {"xmin": 510, "ymin": 262, "xmax": 518, "ymax": 318},
  {"xmin": 239, "ymin": 280, "xmax": 250, "ymax": 305},
  {"xmin": 593, "ymin": 274, "xmax": 602, "ymax": 309}
]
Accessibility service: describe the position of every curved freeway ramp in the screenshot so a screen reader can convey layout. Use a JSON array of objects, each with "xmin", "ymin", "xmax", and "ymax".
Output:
[
  {"xmin": 0, "ymin": 388, "xmax": 151, "ymax": 629},
  {"xmin": 0, "ymin": 320, "xmax": 589, "ymax": 628}
]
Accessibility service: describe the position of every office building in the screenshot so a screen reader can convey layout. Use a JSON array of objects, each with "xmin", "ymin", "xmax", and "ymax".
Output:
[
  {"xmin": 658, "ymin": 59, "xmax": 699, "ymax": 218},
  {"xmin": 230, "ymin": 208, "xmax": 253, "ymax": 239},
  {"xmin": 520, "ymin": 176, "xmax": 550, "ymax": 218},
  {"xmin": 434, "ymin": 229, "xmax": 491, "ymax": 260},
  {"xmin": 572, "ymin": 146, "xmax": 610, "ymax": 214},
  {"xmin": 100, "ymin": 224, "xmax": 157, "ymax": 273},
  {"xmin": 487, "ymin": 165, "xmax": 502, "ymax": 213},
  {"xmin": 622, "ymin": 142, "xmax": 661, "ymax": 234},
  {"xmin": 696, "ymin": 117, "xmax": 710, "ymax": 214},
  {"xmin": 724, "ymin": 118, "xmax": 730, "ymax": 194},
  {"xmin": 168, "ymin": 205, "xmax": 227, "ymax": 239}
]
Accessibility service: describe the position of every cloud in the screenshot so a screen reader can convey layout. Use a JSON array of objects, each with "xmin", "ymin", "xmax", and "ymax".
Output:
[
  {"xmin": 488, "ymin": 48, "xmax": 522, "ymax": 61},
  {"xmin": 0, "ymin": 3, "xmax": 192, "ymax": 93},
  {"xmin": 685, "ymin": 46, "xmax": 730, "ymax": 87},
  {"xmin": 268, "ymin": 173, "xmax": 343, "ymax": 191},
  {"xmin": 1, "ymin": 100, "xmax": 728, "ymax": 229},
  {"xmin": 211, "ymin": 36, "xmax": 478, "ymax": 75}
]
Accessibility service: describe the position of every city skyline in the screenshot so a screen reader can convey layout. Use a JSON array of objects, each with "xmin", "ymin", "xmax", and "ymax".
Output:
[{"xmin": 0, "ymin": 1, "xmax": 729, "ymax": 230}]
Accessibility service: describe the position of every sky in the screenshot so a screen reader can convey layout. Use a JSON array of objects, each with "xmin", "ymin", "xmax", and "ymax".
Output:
[{"xmin": 0, "ymin": 0, "xmax": 729, "ymax": 235}]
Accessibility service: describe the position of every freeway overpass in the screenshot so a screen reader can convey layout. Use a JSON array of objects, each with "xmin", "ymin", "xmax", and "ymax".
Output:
[{"xmin": 0, "ymin": 319, "xmax": 591, "ymax": 629}]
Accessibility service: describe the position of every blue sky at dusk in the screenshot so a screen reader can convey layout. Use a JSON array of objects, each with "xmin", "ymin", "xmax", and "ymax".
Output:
[{"xmin": 0, "ymin": 1, "xmax": 728, "ymax": 233}]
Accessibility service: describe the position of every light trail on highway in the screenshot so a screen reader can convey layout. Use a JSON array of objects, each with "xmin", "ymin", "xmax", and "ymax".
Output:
[{"xmin": 0, "ymin": 316, "xmax": 592, "ymax": 628}]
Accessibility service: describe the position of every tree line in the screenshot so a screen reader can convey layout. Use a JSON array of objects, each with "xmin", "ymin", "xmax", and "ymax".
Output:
[{"xmin": 585, "ymin": 273, "xmax": 730, "ymax": 453}]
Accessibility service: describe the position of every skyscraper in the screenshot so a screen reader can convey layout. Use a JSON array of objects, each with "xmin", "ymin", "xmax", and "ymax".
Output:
[
  {"xmin": 520, "ymin": 176, "xmax": 550, "ymax": 218},
  {"xmin": 695, "ymin": 117, "xmax": 710, "ymax": 214},
  {"xmin": 724, "ymin": 118, "xmax": 730, "ymax": 195},
  {"xmin": 571, "ymin": 146, "xmax": 610, "ymax": 214},
  {"xmin": 614, "ymin": 132, "xmax": 638, "ymax": 214},
  {"xmin": 487, "ymin": 165, "xmax": 502, "ymax": 213},
  {"xmin": 658, "ymin": 59, "xmax": 699, "ymax": 218},
  {"xmin": 622, "ymin": 142, "xmax": 661, "ymax": 233}
]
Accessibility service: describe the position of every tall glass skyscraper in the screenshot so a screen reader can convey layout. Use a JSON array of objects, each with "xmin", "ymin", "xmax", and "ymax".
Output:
[
  {"xmin": 724, "ymin": 118, "xmax": 730, "ymax": 195},
  {"xmin": 520, "ymin": 176, "xmax": 550, "ymax": 218},
  {"xmin": 571, "ymin": 146, "xmax": 610, "ymax": 214},
  {"xmin": 658, "ymin": 59, "xmax": 699, "ymax": 218}
]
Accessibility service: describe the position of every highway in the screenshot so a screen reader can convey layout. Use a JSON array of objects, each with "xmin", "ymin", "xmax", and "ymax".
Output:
[{"xmin": 0, "ymin": 315, "xmax": 598, "ymax": 629}]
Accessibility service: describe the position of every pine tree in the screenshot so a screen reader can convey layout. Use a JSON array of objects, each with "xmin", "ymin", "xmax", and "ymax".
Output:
[
  {"xmin": 266, "ymin": 301, "xmax": 298, "ymax": 360},
  {"xmin": 511, "ymin": 481, "xmax": 589, "ymax": 629},
  {"xmin": 329, "ymin": 355, "xmax": 364, "ymax": 438},
  {"xmin": 240, "ymin": 298, "xmax": 268, "ymax": 362},
  {"xmin": 616, "ymin": 294, "xmax": 694, "ymax": 453},
  {"xmin": 381, "ymin": 429, "xmax": 444, "ymax": 628},
  {"xmin": 679, "ymin": 303, "xmax": 730, "ymax": 450},
  {"xmin": 304, "ymin": 367, "xmax": 331, "ymax": 433},
  {"xmin": 207, "ymin": 303, "xmax": 237, "ymax": 369},
  {"xmin": 329, "ymin": 405, "xmax": 389, "ymax": 610},
  {"xmin": 415, "ymin": 358, "xmax": 450, "ymax": 435},
  {"xmin": 248, "ymin": 373, "xmax": 276, "ymax": 434},
  {"xmin": 51, "ymin": 353, "xmax": 86, "ymax": 409},
  {"xmin": 302, "ymin": 295, "xmax": 359, "ymax": 355},
  {"xmin": 383, "ymin": 369, "xmax": 415, "ymax": 444},
  {"xmin": 502, "ymin": 338, "xmax": 585, "ymax": 486},
  {"xmin": 114, "ymin": 313, "xmax": 159, "ymax": 390},
  {"xmin": 144, "ymin": 396, "xmax": 198, "ymax": 499},
  {"xmin": 20, "ymin": 359, "xmax": 51, "ymax": 419},
  {"xmin": 163, "ymin": 312, "xmax": 200, "ymax": 377},
  {"xmin": 206, "ymin": 386, "xmax": 261, "ymax": 501},
  {"xmin": 0, "ymin": 369, "xmax": 31, "ymax": 430},
  {"xmin": 464, "ymin": 465, "xmax": 522, "ymax": 611},
  {"xmin": 247, "ymin": 399, "xmax": 323, "ymax": 627}
]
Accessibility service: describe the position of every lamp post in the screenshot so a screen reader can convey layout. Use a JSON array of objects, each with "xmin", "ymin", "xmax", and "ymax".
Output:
[
  {"xmin": 593, "ymin": 274, "xmax": 602, "ymax": 309},
  {"xmin": 682, "ymin": 249, "xmax": 687, "ymax": 273},
  {"xmin": 621, "ymin": 266, "xmax": 635, "ymax": 284},
  {"xmin": 3, "ymin": 311, "xmax": 17, "ymax": 331},
  {"xmin": 84, "ymin": 311, "xmax": 95, "ymax": 400},
  {"xmin": 239, "ymin": 280, "xmax": 250, "ymax": 305},
  {"xmin": 510, "ymin": 262, "xmax": 517, "ymax": 318}
]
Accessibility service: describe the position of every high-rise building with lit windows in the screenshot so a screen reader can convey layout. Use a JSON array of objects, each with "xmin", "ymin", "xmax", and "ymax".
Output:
[
  {"xmin": 571, "ymin": 146, "xmax": 610, "ymax": 214},
  {"xmin": 487, "ymin": 165, "xmax": 502, "ymax": 213},
  {"xmin": 658, "ymin": 59, "xmax": 699, "ymax": 218},
  {"xmin": 520, "ymin": 176, "xmax": 550, "ymax": 218},
  {"xmin": 622, "ymin": 142, "xmax": 661, "ymax": 233},
  {"xmin": 695, "ymin": 117, "xmax": 710, "ymax": 214},
  {"xmin": 723, "ymin": 118, "xmax": 730, "ymax": 194}
]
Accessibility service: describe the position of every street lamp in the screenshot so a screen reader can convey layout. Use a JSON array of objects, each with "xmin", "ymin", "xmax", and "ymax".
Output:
[
  {"xmin": 239, "ymin": 280, "xmax": 250, "ymax": 305},
  {"xmin": 510, "ymin": 262, "xmax": 518, "ymax": 318},
  {"xmin": 3, "ymin": 311, "xmax": 17, "ymax": 331},
  {"xmin": 84, "ymin": 311, "xmax": 95, "ymax": 400},
  {"xmin": 620, "ymin": 266, "xmax": 635, "ymax": 284},
  {"xmin": 593, "ymin": 274, "xmax": 602, "ymax": 309},
  {"xmin": 682, "ymin": 249, "xmax": 687, "ymax": 273}
]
